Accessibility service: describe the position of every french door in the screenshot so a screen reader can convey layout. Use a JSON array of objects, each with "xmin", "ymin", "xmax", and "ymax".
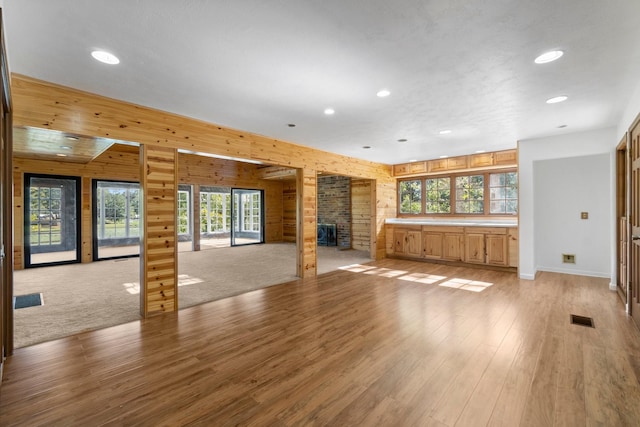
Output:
[
  {"xmin": 231, "ymin": 189, "xmax": 264, "ymax": 246},
  {"xmin": 630, "ymin": 118, "xmax": 640, "ymax": 328},
  {"xmin": 24, "ymin": 174, "xmax": 81, "ymax": 267}
]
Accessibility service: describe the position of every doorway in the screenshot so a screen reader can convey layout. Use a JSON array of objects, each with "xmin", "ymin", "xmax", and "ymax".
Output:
[
  {"xmin": 92, "ymin": 180, "xmax": 141, "ymax": 260},
  {"xmin": 231, "ymin": 188, "xmax": 264, "ymax": 246},
  {"xmin": 630, "ymin": 116, "xmax": 640, "ymax": 328},
  {"xmin": 24, "ymin": 174, "xmax": 81, "ymax": 267}
]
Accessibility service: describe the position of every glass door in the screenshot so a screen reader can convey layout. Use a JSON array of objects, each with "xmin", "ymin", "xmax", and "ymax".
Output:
[
  {"xmin": 25, "ymin": 174, "xmax": 81, "ymax": 267},
  {"xmin": 93, "ymin": 180, "xmax": 140, "ymax": 260},
  {"xmin": 231, "ymin": 189, "xmax": 264, "ymax": 246}
]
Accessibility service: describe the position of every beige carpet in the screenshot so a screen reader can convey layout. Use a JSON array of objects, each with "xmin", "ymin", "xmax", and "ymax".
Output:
[{"xmin": 13, "ymin": 243, "xmax": 373, "ymax": 348}]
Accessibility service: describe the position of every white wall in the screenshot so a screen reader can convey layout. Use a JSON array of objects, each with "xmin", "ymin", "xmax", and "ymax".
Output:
[
  {"xmin": 618, "ymin": 80, "xmax": 640, "ymax": 140},
  {"xmin": 533, "ymin": 154, "xmax": 611, "ymax": 277},
  {"xmin": 518, "ymin": 127, "xmax": 616, "ymax": 280}
]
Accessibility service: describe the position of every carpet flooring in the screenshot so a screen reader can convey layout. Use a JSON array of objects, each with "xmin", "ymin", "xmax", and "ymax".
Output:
[{"xmin": 13, "ymin": 243, "xmax": 373, "ymax": 348}]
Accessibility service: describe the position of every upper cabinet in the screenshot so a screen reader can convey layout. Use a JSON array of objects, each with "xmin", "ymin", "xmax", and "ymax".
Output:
[{"xmin": 393, "ymin": 149, "xmax": 517, "ymax": 177}]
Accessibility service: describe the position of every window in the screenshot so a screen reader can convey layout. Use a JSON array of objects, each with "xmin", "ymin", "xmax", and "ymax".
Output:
[
  {"xmin": 398, "ymin": 169, "xmax": 517, "ymax": 216},
  {"xmin": 399, "ymin": 180, "xmax": 422, "ymax": 214},
  {"xmin": 425, "ymin": 177, "xmax": 450, "ymax": 213},
  {"xmin": 490, "ymin": 172, "xmax": 518, "ymax": 214},
  {"xmin": 455, "ymin": 175, "xmax": 484, "ymax": 214},
  {"xmin": 177, "ymin": 190, "xmax": 190, "ymax": 235},
  {"xmin": 200, "ymin": 190, "xmax": 231, "ymax": 234}
]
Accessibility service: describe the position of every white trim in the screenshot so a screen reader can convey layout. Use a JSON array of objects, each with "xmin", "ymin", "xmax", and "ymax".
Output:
[
  {"xmin": 536, "ymin": 266, "xmax": 611, "ymax": 279},
  {"xmin": 609, "ymin": 282, "xmax": 617, "ymax": 291},
  {"xmin": 519, "ymin": 273, "xmax": 536, "ymax": 280}
]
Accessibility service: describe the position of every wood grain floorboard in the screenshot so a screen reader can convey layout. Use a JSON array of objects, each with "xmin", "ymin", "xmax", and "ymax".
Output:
[{"xmin": 1, "ymin": 260, "xmax": 639, "ymax": 426}]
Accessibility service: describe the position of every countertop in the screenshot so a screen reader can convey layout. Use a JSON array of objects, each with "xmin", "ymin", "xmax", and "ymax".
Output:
[{"xmin": 385, "ymin": 218, "xmax": 518, "ymax": 227}]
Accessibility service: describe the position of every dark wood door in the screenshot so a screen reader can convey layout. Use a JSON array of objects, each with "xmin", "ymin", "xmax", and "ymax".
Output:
[{"xmin": 630, "ymin": 117, "xmax": 640, "ymax": 329}]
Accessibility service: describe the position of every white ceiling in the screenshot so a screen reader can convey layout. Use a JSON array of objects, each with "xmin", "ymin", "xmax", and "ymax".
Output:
[{"xmin": 4, "ymin": 0, "xmax": 640, "ymax": 165}]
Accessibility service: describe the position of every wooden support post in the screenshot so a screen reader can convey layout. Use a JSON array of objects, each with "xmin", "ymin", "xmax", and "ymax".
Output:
[
  {"xmin": 140, "ymin": 145, "xmax": 178, "ymax": 317},
  {"xmin": 296, "ymin": 168, "xmax": 317, "ymax": 278}
]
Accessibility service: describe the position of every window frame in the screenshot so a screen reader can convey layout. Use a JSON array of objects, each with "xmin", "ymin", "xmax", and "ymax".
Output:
[{"xmin": 397, "ymin": 168, "xmax": 517, "ymax": 217}]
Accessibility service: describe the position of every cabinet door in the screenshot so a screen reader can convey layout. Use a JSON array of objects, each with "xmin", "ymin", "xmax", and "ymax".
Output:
[
  {"xmin": 394, "ymin": 230, "xmax": 407, "ymax": 254},
  {"xmin": 385, "ymin": 226, "xmax": 395, "ymax": 256},
  {"xmin": 405, "ymin": 230, "xmax": 422, "ymax": 257},
  {"xmin": 486, "ymin": 234, "xmax": 508, "ymax": 266},
  {"xmin": 443, "ymin": 233, "xmax": 464, "ymax": 261},
  {"xmin": 423, "ymin": 232, "xmax": 443, "ymax": 259},
  {"xmin": 465, "ymin": 233, "xmax": 486, "ymax": 263}
]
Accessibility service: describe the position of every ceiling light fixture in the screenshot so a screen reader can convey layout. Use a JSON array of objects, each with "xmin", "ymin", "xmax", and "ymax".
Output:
[
  {"xmin": 475, "ymin": 150, "xmax": 486, "ymax": 154},
  {"xmin": 409, "ymin": 159, "xmax": 418, "ymax": 162},
  {"xmin": 60, "ymin": 145, "xmax": 72, "ymax": 150},
  {"xmin": 56, "ymin": 153, "xmax": 67, "ymax": 157},
  {"xmin": 439, "ymin": 130, "xmax": 452, "ymax": 135},
  {"xmin": 397, "ymin": 139, "xmax": 408, "ymax": 143},
  {"xmin": 439, "ymin": 155, "xmax": 448, "ymax": 159},
  {"xmin": 557, "ymin": 124, "xmax": 568, "ymax": 128},
  {"xmin": 376, "ymin": 89, "xmax": 391, "ymax": 98},
  {"xmin": 65, "ymin": 136, "xmax": 79, "ymax": 141},
  {"xmin": 91, "ymin": 50, "xmax": 120, "ymax": 65},
  {"xmin": 534, "ymin": 50, "xmax": 564, "ymax": 64},
  {"xmin": 324, "ymin": 108, "xmax": 335, "ymax": 115},
  {"xmin": 546, "ymin": 95, "xmax": 568, "ymax": 104},
  {"xmin": 362, "ymin": 145, "xmax": 371, "ymax": 149},
  {"xmin": 287, "ymin": 123, "xmax": 296, "ymax": 127}
]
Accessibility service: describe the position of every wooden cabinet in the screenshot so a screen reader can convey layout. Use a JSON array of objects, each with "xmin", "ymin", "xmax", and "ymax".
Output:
[
  {"xmin": 422, "ymin": 226, "xmax": 464, "ymax": 261},
  {"xmin": 465, "ymin": 233, "xmax": 486, "ymax": 264},
  {"xmin": 442, "ymin": 232, "xmax": 464, "ymax": 261},
  {"xmin": 464, "ymin": 227, "xmax": 509, "ymax": 266},
  {"xmin": 423, "ymin": 232, "xmax": 444, "ymax": 259},
  {"xmin": 486, "ymin": 234, "xmax": 508, "ymax": 265},
  {"xmin": 393, "ymin": 226, "xmax": 422, "ymax": 258},
  {"xmin": 386, "ymin": 224, "xmax": 516, "ymax": 269},
  {"xmin": 392, "ymin": 149, "xmax": 517, "ymax": 176}
]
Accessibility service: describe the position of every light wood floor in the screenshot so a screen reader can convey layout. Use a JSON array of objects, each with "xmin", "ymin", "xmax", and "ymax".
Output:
[{"xmin": 1, "ymin": 259, "xmax": 639, "ymax": 426}]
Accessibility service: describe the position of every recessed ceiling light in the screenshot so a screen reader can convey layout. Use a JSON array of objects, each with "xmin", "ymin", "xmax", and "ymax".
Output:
[
  {"xmin": 287, "ymin": 123, "xmax": 296, "ymax": 127},
  {"xmin": 377, "ymin": 89, "xmax": 391, "ymax": 98},
  {"xmin": 475, "ymin": 150, "xmax": 486, "ymax": 153},
  {"xmin": 409, "ymin": 159, "xmax": 418, "ymax": 162},
  {"xmin": 324, "ymin": 108, "xmax": 335, "ymax": 115},
  {"xmin": 65, "ymin": 136, "xmax": 79, "ymax": 141},
  {"xmin": 535, "ymin": 50, "xmax": 564, "ymax": 64},
  {"xmin": 91, "ymin": 50, "xmax": 120, "ymax": 65},
  {"xmin": 397, "ymin": 139, "xmax": 408, "ymax": 143},
  {"xmin": 546, "ymin": 95, "xmax": 568, "ymax": 104},
  {"xmin": 56, "ymin": 153, "xmax": 67, "ymax": 157},
  {"xmin": 439, "ymin": 130, "xmax": 452, "ymax": 135},
  {"xmin": 362, "ymin": 145, "xmax": 371, "ymax": 149},
  {"xmin": 60, "ymin": 145, "xmax": 72, "ymax": 150},
  {"xmin": 439, "ymin": 155, "xmax": 448, "ymax": 159}
]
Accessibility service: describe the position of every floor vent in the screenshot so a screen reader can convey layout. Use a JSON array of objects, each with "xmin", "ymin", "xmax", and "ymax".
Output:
[{"xmin": 570, "ymin": 314, "xmax": 594, "ymax": 328}]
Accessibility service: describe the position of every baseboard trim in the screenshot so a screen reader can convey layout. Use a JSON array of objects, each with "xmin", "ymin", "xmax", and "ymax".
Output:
[
  {"xmin": 609, "ymin": 282, "xmax": 617, "ymax": 291},
  {"xmin": 536, "ymin": 266, "xmax": 611, "ymax": 279}
]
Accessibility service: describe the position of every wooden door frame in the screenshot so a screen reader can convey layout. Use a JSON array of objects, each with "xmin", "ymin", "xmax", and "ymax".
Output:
[
  {"xmin": 629, "ymin": 113, "xmax": 640, "ymax": 326},
  {"xmin": 616, "ymin": 133, "xmax": 630, "ymax": 311}
]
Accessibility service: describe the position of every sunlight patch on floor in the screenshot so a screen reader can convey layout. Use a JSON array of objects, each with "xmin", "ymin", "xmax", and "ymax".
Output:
[
  {"xmin": 439, "ymin": 277, "xmax": 494, "ymax": 292},
  {"xmin": 398, "ymin": 272, "xmax": 447, "ymax": 284}
]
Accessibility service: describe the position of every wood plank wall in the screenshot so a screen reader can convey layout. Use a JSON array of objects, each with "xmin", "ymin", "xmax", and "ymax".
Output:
[
  {"xmin": 351, "ymin": 179, "xmax": 372, "ymax": 252},
  {"xmin": 13, "ymin": 146, "xmax": 284, "ymax": 269},
  {"xmin": 297, "ymin": 169, "xmax": 317, "ymax": 277},
  {"xmin": 140, "ymin": 145, "xmax": 178, "ymax": 316},
  {"xmin": 177, "ymin": 153, "xmax": 283, "ymax": 242},
  {"xmin": 11, "ymin": 74, "xmax": 396, "ymax": 282},
  {"xmin": 283, "ymin": 181, "xmax": 297, "ymax": 243},
  {"xmin": 12, "ymin": 144, "xmax": 140, "ymax": 269}
]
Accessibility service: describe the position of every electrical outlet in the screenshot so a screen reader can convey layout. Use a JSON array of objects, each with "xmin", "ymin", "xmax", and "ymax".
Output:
[
  {"xmin": 581, "ymin": 212, "xmax": 588, "ymax": 220},
  {"xmin": 562, "ymin": 254, "xmax": 576, "ymax": 264}
]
